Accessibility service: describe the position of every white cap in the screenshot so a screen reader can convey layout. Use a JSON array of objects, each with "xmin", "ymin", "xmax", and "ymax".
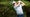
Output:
[{"xmin": 12, "ymin": 1, "xmax": 16, "ymax": 4}]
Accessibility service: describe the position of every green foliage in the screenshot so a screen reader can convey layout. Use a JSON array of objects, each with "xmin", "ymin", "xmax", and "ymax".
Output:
[{"xmin": 0, "ymin": 0, "xmax": 30, "ymax": 17}]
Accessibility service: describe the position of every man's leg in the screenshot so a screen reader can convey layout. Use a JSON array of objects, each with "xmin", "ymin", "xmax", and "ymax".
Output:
[
  {"xmin": 17, "ymin": 14, "xmax": 24, "ymax": 17},
  {"xmin": 17, "ymin": 15, "xmax": 20, "ymax": 17},
  {"xmin": 20, "ymin": 14, "xmax": 24, "ymax": 17}
]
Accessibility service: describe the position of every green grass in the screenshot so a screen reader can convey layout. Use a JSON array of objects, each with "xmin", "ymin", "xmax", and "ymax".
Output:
[
  {"xmin": 22, "ymin": 1, "xmax": 30, "ymax": 6},
  {"xmin": 0, "ymin": 2, "xmax": 8, "ymax": 5}
]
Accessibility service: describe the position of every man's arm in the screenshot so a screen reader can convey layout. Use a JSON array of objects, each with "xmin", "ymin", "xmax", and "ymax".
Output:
[{"xmin": 20, "ymin": 1, "xmax": 25, "ymax": 6}]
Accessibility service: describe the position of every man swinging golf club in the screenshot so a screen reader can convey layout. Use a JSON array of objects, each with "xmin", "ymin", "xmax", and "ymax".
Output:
[{"xmin": 12, "ymin": 0, "xmax": 25, "ymax": 17}]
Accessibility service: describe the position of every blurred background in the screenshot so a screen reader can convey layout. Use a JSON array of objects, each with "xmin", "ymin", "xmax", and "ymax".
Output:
[{"xmin": 0, "ymin": 0, "xmax": 30, "ymax": 17}]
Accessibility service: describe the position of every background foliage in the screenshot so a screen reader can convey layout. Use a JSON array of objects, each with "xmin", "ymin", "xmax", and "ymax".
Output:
[{"xmin": 0, "ymin": 0, "xmax": 30, "ymax": 17}]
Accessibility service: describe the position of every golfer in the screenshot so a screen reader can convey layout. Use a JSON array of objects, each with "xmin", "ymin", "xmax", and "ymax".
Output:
[{"xmin": 12, "ymin": 0, "xmax": 25, "ymax": 17}]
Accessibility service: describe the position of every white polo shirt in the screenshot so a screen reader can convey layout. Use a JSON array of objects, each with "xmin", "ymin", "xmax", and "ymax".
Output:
[{"xmin": 14, "ymin": 4, "xmax": 23, "ymax": 15}]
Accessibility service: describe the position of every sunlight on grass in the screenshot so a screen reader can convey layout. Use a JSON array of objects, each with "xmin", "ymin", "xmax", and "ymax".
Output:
[{"xmin": 0, "ymin": 2, "xmax": 8, "ymax": 4}]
